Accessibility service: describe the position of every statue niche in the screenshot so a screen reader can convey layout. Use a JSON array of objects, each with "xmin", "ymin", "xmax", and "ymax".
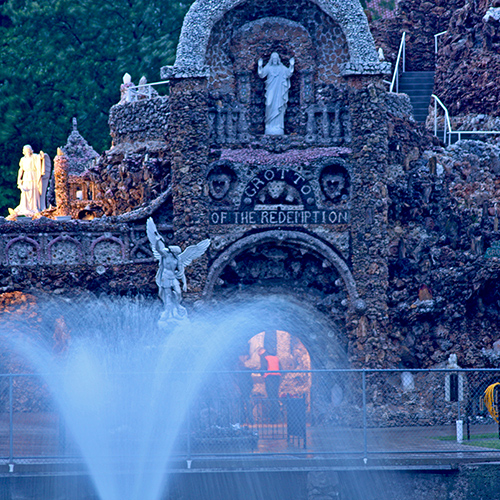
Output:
[
  {"xmin": 225, "ymin": 17, "xmax": 315, "ymax": 139},
  {"xmin": 205, "ymin": 8, "xmax": 354, "ymax": 145},
  {"xmin": 320, "ymin": 164, "xmax": 350, "ymax": 204}
]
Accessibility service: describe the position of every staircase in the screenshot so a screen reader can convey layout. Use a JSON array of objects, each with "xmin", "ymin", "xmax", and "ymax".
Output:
[{"xmin": 398, "ymin": 71, "xmax": 435, "ymax": 123}]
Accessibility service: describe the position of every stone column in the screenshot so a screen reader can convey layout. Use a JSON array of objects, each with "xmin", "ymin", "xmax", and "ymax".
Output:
[
  {"xmin": 54, "ymin": 148, "xmax": 70, "ymax": 217},
  {"xmin": 167, "ymin": 77, "xmax": 211, "ymax": 298},
  {"xmin": 345, "ymin": 77, "xmax": 391, "ymax": 367}
]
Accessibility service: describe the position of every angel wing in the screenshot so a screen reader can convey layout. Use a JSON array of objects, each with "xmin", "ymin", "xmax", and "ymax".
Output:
[
  {"xmin": 178, "ymin": 239, "xmax": 211, "ymax": 267},
  {"xmin": 146, "ymin": 217, "xmax": 164, "ymax": 261}
]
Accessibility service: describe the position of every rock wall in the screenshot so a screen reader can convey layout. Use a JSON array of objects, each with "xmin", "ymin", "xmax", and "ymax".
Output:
[
  {"xmin": 307, "ymin": 465, "xmax": 500, "ymax": 500},
  {"xmin": 109, "ymin": 97, "xmax": 170, "ymax": 144},
  {"xmin": 435, "ymin": 0, "xmax": 500, "ymax": 117},
  {"xmin": 0, "ymin": 219, "xmax": 175, "ymax": 300},
  {"xmin": 385, "ymin": 139, "xmax": 500, "ymax": 369},
  {"xmin": 371, "ymin": 0, "xmax": 464, "ymax": 71},
  {"xmin": 347, "ymin": 79, "xmax": 391, "ymax": 367}
]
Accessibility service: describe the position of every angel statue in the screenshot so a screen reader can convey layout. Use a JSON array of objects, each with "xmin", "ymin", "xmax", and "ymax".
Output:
[{"xmin": 147, "ymin": 218, "xmax": 210, "ymax": 321}]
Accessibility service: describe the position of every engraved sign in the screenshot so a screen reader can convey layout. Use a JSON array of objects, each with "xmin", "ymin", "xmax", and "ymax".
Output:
[
  {"xmin": 209, "ymin": 209, "xmax": 348, "ymax": 225},
  {"xmin": 209, "ymin": 166, "xmax": 349, "ymax": 225},
  {"xmin": 240, "ymin": 167, "xmax": 315, "ymax": 210},
  {"xmin": 485, "ymin": 241, "xmax": 500, "ymax": 258}
]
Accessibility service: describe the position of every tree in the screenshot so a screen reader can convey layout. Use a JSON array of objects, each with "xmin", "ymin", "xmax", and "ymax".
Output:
[{"xmin": 0, "ymin": 0, "xmax": 193, "ymax": 215}]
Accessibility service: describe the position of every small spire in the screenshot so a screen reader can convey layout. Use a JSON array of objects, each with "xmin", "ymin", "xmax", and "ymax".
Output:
[{"xmin": 72, "ymin": 117, "xmax": 78, "ymax": 132}]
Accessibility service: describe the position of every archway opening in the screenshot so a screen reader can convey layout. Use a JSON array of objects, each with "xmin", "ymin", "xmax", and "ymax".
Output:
[{"xmin": 239, "ymin": 329, "xmax": 312, "ymax": 406}]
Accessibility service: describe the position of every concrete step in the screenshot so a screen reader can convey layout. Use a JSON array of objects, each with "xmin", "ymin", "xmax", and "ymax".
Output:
[
  {"xmin": 399, "ymin": 84, "xmax": 434, "ymax": 92},
  {"xmin": 399, "ymin": 71, "xmax": 435, "ymax": 79}
]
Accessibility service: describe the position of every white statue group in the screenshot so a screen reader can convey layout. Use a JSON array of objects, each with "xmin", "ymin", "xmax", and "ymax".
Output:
[
  {"xmin": 120, "ymin": 73, "xmax": 156, "ymax": 103},
  {"xmin": 9, "ymin": 145, "xmax": 51, "ymax": 218}
]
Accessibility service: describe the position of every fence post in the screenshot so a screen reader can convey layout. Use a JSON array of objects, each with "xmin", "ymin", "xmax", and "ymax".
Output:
[
  {"xmin": 402, "ymin": 37, "xmax": 405, "ymax": 73},
  {"xmin": 434, "ymin": 98, "xmax": 437, "ymax": 137},
  {"xmin": 187, "ymin": 406, "xmax": 192, "ymax": 461},
  {"xmin": 362, "ymin": 371, "xmax": 367, "ymax": 459},
  {"xmin": 9, "ymin": 375, "xmax": 13, "ymax": 463}
]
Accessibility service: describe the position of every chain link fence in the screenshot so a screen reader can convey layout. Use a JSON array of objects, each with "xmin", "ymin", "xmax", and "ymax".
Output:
[{"xmin": 1, "ymin": 369, "xmax": 500, "ymax": 460}]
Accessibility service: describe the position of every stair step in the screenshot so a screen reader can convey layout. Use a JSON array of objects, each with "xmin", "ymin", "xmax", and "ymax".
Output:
[
  {"xmin": 399, "ymin": 83, "xmax": 434, "ymax": 88},
  {"xmin": 400, "ymin": 85, "xmax": 434, "ymax": 91},
  {"xmin": 402, "ymin": 71, "xmax": 435, "ymax": 75},
  {"xmin": 400, "ymin": 90, "xmax": 434, "ymax": 96},
  {"xmin": 399, "ymin": 82, "xmax": 435, "ymax": 87},
  {"xmin": 400, "ymin": 79, "xmax": 435, "ymax": 85},
  {"xmin": 400, "ymin": 80, "xmax": 434, "ymax": 86},
  {"xmin": 400, "ymin": 76, "xmax": 434, "ymax": 81},
  {"xmin": 400, "ymin": 71, "xmax": 435, "ymax": 77},
  {"xmin": 411, "ymin": 98, "xmax": 431, "ymax": 102},
  {"xmin": 408, "ymin": 98, "xmax": 432, "ymax": 105}
]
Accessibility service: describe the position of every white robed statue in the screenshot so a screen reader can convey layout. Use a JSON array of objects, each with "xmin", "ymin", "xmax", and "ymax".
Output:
[
  {"xmin": 147, "ymin": 218, "xmax": 210, "ymax": 322},
  {"xmin": 11, "ymin": 145, "xmax": 47, "ymax": 216},
  {"xmin": 258, "ymin": 52, "xmax": 295, "ymax": 135}
]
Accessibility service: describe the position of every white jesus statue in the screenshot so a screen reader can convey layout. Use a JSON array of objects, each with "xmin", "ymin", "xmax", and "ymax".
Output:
[{"xmin": 258, "ymin": 52, "xmax": 295, "ymax": 135}]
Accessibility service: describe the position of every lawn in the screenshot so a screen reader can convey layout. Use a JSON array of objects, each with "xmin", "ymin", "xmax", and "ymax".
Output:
[{"xmin": 436, "ymin": 433, "xmax": 500, "ymax": 450}]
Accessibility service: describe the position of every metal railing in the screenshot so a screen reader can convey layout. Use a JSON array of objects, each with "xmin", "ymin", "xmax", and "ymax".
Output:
[
  {"xmin": 2, "ymin": 369, "xmax": 500, "ymax": 463},
  {"xmin": 431, "ymin": 94, "xmax": 453, "ymax": 145},
  {"xmin": 123, "ymin": 80, "xmax": 170, "ymax": 103},
  {"xmin": 431, "ymin": 94, "xmax": 500, "ymax": 146},
  {"xmin": 434, "ymin": 30, "xmax": 448, "ymax": 54},
  {"xmin": 389, "ymin": 32, "xmax": 406, "ymax": 93}
]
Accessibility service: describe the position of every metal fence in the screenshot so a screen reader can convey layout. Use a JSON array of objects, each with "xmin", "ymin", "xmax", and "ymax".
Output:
[{"xmin": 1, "ymin": 369, "xmax": 500, "ymax": 461}]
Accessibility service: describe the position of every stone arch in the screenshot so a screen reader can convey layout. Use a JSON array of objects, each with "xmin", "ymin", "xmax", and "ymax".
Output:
[
  {"xmin": 162, "ymin": 0, "xmax": 390, "ymax": 78},
  {"xmin": 229, "ymin": 17, "xmax": 316, "ymax": 73},
  {"xmin": 47, "ymin": 234, "xmax": 84, "ymax": 265},
  {"xmin": 91, "ymin": 235, "xmax": 126, "ymax": 265},
  {"xmin": 204, "ymin": 235, "xmax": 357, "ymax": 367},
  {"xmin": 204, "ymin": 229, "xmax": 363, "ymax": 310},
  {"xmin": 5, "ymin": 236, "xmax": 41, "ymax": 266}
]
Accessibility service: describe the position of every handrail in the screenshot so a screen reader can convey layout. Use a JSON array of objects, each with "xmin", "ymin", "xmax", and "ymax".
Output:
[
  {"xmin": 451, "ymin": 130, "xmax": 500, "ymax": 142},
  {"xmin": 431, "ymin": 94, "xmax": 500, "ymax": 146},
  {"xmin": 125, "ymin": 79, "xmax": 170, "ymax": 102},
  {"xmin": 431, "ymin": 94, "xmax": 452, "ymax": 145},
  {"xmin": 434, "ymin": 30, "xmax": 448, "ymax": 54},
  {"xmin": 389, "ymin": 32, "xmax": 406, "ymax": 93}
]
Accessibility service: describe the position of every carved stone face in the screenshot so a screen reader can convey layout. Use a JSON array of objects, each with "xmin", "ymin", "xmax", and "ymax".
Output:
[
  {"xmin": 267, "ymin": 181, "xmax": 286, "ymax": 199},
  {"xmin": 208, "ymin": 173, "xmax": 231, "ymax": 200},
  {"xmin": 321, "ymin": 173, "xmax": 345, "ymax": 201}
]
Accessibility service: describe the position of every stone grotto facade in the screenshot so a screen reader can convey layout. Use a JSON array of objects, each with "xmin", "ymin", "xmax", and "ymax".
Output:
[{"xmin": 2, "ymin": 0, "xmax": 500, "ymax": 373}]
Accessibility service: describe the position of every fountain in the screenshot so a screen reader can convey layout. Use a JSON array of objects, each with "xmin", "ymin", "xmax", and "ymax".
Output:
[{"xmin": 2, "ymin": 294, "xmax": 334, "ymax": 500}]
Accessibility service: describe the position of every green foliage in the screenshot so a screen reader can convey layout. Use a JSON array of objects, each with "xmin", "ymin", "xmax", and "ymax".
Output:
[{"xmin": 0, "ymin": 0, "xmax": 193, "ymax": 215}]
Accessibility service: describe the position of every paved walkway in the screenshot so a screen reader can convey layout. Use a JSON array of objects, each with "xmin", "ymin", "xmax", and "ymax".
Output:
[{"xmin": 1, "ymin": 414, "xmax": 500, "ymax": 472}]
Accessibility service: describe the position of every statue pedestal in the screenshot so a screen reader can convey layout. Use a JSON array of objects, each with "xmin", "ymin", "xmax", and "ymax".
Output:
[{"xmin": 157, "ymin": 307, "xmax": 190, "ymax": 331}]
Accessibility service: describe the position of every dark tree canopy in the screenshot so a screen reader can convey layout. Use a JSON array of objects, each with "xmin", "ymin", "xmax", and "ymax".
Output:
[{"xmin": 0, "ymin": 0, "xmax": 193, "ymax": 215}]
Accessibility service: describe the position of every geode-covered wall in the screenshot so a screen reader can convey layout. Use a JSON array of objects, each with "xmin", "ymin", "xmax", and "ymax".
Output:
[
  {"xmin": 157, "ymin": 0, "xmax": 392, "ymax": 369},
  {"xmin": 2, "ymin": 0, "xmax": 500, "ymax": 375}
]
